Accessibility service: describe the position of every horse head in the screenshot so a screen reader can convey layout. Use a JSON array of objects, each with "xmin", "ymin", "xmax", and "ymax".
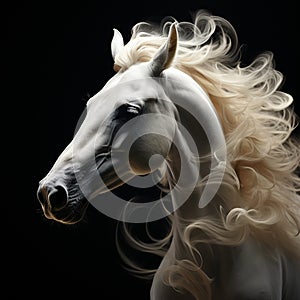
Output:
[{"xmin": 37, "ymin": 23, "xmax": 226, "ymax": 224}]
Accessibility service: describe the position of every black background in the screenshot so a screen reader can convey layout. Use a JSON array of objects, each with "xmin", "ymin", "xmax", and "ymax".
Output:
[{"xmin": 6, "ymin": 1, "xmax": 298, "ymax": 299}]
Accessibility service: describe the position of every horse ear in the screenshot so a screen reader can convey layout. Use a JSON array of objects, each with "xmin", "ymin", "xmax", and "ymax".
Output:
[
  {"xmin": 150, "ymin": 23, "xmax": 178, "ymax": 76},
  {"xmin": 111, "ymin": 28, "xmax": 124, "ymax": 61}
]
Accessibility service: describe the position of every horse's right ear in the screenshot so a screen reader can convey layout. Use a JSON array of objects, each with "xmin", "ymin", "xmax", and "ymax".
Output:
[
  {"xmin": 111, "ymin": 28, "xmax": 124, "ymax": 61},
  {"xmin": 150, "ymin": 23, "xmax": 178, "ymax": 77}
]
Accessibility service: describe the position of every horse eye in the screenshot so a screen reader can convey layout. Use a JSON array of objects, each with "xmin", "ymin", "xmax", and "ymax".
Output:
[
  {"xmin": 126, "ymin": 104, "xmax": 140, "ymax": 115},
  {"xmin": 116, "ymin": 103, "xmax": 142, "ymax": 120}
]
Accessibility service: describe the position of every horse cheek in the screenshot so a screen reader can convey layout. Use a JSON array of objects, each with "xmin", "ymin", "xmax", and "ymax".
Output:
[{"xmin": 129, "ymin": 134, "xmax": 171, "ymax": 175}]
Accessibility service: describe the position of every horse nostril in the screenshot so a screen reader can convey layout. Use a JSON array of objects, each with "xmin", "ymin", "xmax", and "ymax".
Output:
[{"xmin": 48, "ymin": 186, "xmax": 68, "ymax": 211}]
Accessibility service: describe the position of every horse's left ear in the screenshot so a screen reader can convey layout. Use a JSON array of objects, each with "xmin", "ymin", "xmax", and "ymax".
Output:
[
  {"xmin": 111, "ymin": 28, "xmax": 124, "ymax": 61},
  {"xmin": 150, "ymin": 23, "xmax": 178, "ymax": 76}
]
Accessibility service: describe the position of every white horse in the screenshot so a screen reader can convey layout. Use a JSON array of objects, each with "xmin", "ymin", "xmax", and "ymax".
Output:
[{"xmin": 37, "ymin": 11, "xmax": 300, "ymax": 299}]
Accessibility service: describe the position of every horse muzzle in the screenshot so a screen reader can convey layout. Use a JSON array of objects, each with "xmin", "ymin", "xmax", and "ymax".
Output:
[
  {"xmin": 37, "ymin": 184, "xmax": 68, "ymax": 213},
  {"xmin": 37, "ymin": 176, "xmax": 88, "ymax": 224}
]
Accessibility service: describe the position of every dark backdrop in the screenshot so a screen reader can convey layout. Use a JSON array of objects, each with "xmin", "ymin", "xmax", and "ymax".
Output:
[{"xmin": 6, "ymin": 1, "xmax": 298, "ymax": 299}]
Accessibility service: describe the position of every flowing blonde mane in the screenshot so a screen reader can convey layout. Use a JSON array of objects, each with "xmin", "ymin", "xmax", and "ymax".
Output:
[{"xmin": 114, "ymin": 9, "xmax": 300, "ymax": 288}]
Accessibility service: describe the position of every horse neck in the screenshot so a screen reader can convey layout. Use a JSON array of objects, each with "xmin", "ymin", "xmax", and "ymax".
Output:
[
  {"xmin": 165, "ymin": 120, "xmax": 226, "ymax": 261},
  {"xmin": 168, "ymin": 185, "xmax": 224, "ymax": 277},
  {"xmin": 167, "ymin": 114, "xmax": 220, "ymax": 219}
]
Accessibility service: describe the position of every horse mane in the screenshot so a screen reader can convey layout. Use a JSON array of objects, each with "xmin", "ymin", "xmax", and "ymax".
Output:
[{"xmin": 114, "ymin": 9, "xmax": 300, "ymax": 292}]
